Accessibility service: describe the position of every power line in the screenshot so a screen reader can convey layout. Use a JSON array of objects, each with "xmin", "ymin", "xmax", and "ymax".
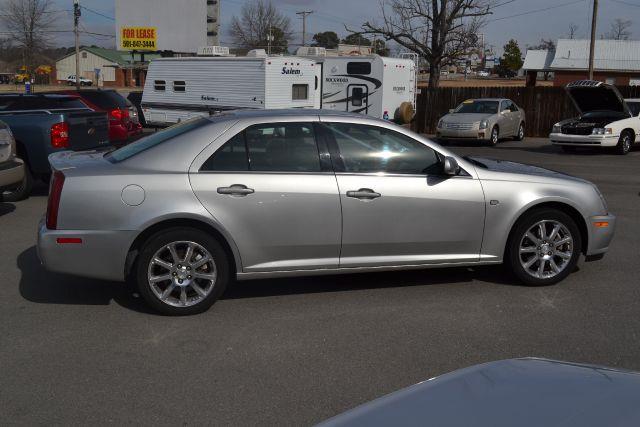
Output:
[
  {"xmin": 488, "ymin": 0, "xmax": 587, "ymax": 22},
  {"xmin": 80, "ymin": 5, "xmax": 115, "ymax": 21}
]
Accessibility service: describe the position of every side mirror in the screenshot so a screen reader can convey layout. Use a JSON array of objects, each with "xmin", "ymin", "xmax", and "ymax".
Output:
[
  {"xmin": 443, "ymin": 156, "xmax": 460, "ymax": 176},
  {"xmin": 449, "ymin": 109, "xmax": 455, "ymax": 114}
]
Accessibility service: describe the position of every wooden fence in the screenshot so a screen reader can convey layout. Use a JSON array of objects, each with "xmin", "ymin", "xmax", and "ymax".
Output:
[{"xmin": 412, "ymin": 86, "xmax": 640, "ymax": 137}]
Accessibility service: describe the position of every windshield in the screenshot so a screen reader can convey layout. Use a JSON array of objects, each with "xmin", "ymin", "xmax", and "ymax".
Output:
[
  {"xmin": 455, "ymin": 100, "xmax": 499, "ymax": 114},
  {"xmin": 106, "ymin": 117, "xmax": 210, "ymax": 163},
  {"xmin": 627, "ymin": 102, "xmax": 640, "ymax": 116}
]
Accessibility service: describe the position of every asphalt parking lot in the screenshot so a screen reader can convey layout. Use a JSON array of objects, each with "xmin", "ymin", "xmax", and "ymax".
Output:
[{"xmin": 1, "ymin": 137, "xmax": 639, "ymax": 425}]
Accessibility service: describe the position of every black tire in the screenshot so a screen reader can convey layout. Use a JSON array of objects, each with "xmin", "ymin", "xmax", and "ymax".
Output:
[
  {"xmin": 615, "ymin": 131, "xmax": 632, "ymax": 155},
  {"xmin": 561, "ymin": 146, "xmax": 577, "ymax": 153},
  {"xmin": 506, "ymin": 208, "xmax": 582, "ymax": 286},
  {"xmin": 1, "ymin": 165, "xmax": 32, "ymax": 202},
  {"xmin": 135, "ymin": 227, "xmax": 230, "ymax": 316},
  {"xmin": 515, "ymin": 122, "xmax": 525, "ymax": 141},
  {"xmin": 488, "ymin": 126, "xmax": 499, "ymax": 146}
]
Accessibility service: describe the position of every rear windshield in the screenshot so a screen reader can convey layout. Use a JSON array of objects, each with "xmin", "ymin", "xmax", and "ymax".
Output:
[
  {"xmin": 0, "ymin": 96, "xmax": 88, "ymax": 111},
  {"xmin": 78, "ymin": 90, "xmax": 128, "ymax": 109},
  {"xmin": 106, "ymin": 117, "xmax": 210, "ymax": 163},
  {"xmin": 455, "ymin": 100, "xmax": 499, "ymax": 114}
]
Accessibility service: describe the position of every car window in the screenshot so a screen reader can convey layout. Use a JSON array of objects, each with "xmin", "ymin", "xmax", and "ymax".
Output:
[
  {"xmin": 322, "ymin": 123, "xmax": 441, "ymax": 175},
  {"xmin": 106, "ymin": 117, "xmax": 210, "ymax": 163},
  {"xmin": 202, "ymin": 122, "xmax": 322, "ymax": 173},
  {"xmin": 76, "ymin": 90, "xmax": 128, "ymax": 109},
  {"xmin": 501, "ymin": 101, "xmax": 510, "ymax": 112},
  {"xmin": 201, "ymin": 132, "xmax": 249, "ymax": 171},
  {"xmin": 455, "ymin": 100, "xmax": 499, "ymax": 114},
  {"xmin": 627, "ymin": 102, "xmax": 640, "ymax": 116},
  {"xmin": 507, "ymin": 101, "xmax": 519, "ymax": 112}
]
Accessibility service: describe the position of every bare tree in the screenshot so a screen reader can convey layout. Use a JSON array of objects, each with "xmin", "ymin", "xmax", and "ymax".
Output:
[
  {"xmin": 229, "ymin": 0, "xmax": 292, "ymax": 54},
  {"xmin": 350, "ymin": 0, "xmax": 493, "ymax": 88},
  {"xmin": 568, "ymin": 23, "xmax": 579, "ymax": 39},
  {"xmin": 0, "ymin": 0, "xmax": 57, "ymax": 72},
  {"xmin": 605, "ymin": 18, "xmax": 632, "ymax": 40}
]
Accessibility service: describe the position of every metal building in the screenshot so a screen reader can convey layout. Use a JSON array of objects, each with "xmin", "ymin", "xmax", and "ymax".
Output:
[{"xmin": 115, "ymin": 0, "xmax": 220, "ymax": 53}]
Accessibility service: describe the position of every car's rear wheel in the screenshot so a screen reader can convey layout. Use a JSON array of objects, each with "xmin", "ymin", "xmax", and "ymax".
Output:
[
  {"xmin": 515, "ymin": 122, "xmax": 525, "ymax": 141},
  {"xmin": 488, "ymin": 126, "xmax": 499, "ymax": 146},
  {"xmin": 1, "ymin": 165, "xmax": 32, "ymax": 202},
  {"xmin": 615, "ymin": 131, "xmax": 632, "ymax": 155},
  {"xmin": 506, "ymin": 209, "xmax": 581, "ymax": 286},
  {"xmin": 135, "ymin": 227, "xmax": 230, "ymax": 315}
]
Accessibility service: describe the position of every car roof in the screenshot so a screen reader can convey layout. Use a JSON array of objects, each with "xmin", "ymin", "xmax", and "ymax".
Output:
[
  {"xmin": 0, "ymin": 93, "xmax": 80, "ymax": 99},
  {"xmin": 625, "ymin": 98, "xmax": 640, "ymax": 102},
  {"xmin": 465, "ymin": 98, "xmax": 507, "ymax": 102},
  {"xmin": 210, "ymin": 108, "xmax": 376, "ymax": 122}
]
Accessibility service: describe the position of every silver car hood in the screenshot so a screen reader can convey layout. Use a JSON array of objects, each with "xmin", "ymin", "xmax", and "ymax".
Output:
[
  {"xmin": 319, "ymin": 358, "xmax": 640, "ymax": 427},
  {"xmin": 442, "ymin": 113, "xmax": 492, "ymax": 123},
  {"xmin": 467, "ymin": 157, "xmax": 590, "ymax": 184}
]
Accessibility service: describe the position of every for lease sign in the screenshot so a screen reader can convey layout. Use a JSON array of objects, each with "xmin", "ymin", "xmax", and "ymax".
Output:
[{"xmin": 120, "ymin": 27, "xmax": 157, "ymax": 50}]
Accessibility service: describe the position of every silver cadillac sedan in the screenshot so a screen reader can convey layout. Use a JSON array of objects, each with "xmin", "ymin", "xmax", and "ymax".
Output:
[
  {"xmin": 38, "ymin": 110, "xmax": 615, "ymax": 315},
  {"xmin": 437, "ymin": 98, "xmax": 526, "ymax": 145}
]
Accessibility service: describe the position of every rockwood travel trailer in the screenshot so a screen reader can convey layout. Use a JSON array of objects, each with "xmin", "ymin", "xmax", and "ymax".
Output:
[{"xmin": 141, "ymin": 51, "xmax": 416, "ymax": 126}]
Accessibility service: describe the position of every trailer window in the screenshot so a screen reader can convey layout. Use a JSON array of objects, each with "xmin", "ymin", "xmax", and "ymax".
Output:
[
  {"xmin": 292, "ymin": 84, "xmax": 308, "ymax": 100},
  {"xmin": 154, "ymin": 80, "xmax": 166, "ymax": 91},
  {"xmin": 347, "ymin": 62, "xmax": 371, "ymax": 75},
  {"xmin": 174, "ymin": 81, "xmax": 186, "ymax": 92}
]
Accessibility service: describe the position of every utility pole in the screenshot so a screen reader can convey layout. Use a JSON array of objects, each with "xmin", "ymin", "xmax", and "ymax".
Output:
[
  {"xmin": 588, "ymin": 0, "xmax": 598, "ymax": 80},
  {"xmin": 267, "ymin": 26, "xmax": 273, "ymax": 55},
  {"xmin": 74, "ymin": 0, "xmax": 81, "ymax": 90},
  {"xmin": 296, "ymin": 10, "xmax": 313, "ymax": 47}
]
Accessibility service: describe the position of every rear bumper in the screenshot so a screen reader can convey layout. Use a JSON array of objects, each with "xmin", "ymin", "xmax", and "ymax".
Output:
[
  {"xmin": 0, "ymin": 158, "xmax": 25, "ymax": 190},
  {"xmin": 37, "ymin": 220, "xmax": 135, "ymax": 282},
  {"xmin": 550, "ymin": 133, "xmax": 619, "ymax": 147},
  {"xmin": 586, "ymin": 214, "xmax": 616, "ymax": 257}
]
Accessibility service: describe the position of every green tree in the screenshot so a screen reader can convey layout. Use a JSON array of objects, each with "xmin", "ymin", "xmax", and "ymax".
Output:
[
  {"xmin": 502, "ymin": 39, "xmax": 523, "ymax": 72},
  {"xmin": 342, "ymin": 33, "xmax": 371, "ymax": 46},
  {"xmin": 312, "ymin": 31, "xmax": 339, "ymax": 49}
]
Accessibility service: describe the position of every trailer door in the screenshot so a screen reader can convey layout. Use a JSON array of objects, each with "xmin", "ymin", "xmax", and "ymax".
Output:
[{"xmin": 347, "ymin": 84, "xmax": 368, "ymax": 114}]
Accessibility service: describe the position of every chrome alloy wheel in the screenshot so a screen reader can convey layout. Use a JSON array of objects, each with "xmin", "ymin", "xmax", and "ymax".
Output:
[
  {"xmin": 147, "ymin": 241, "xmax": 217, "ymax": 307},
  {"xmin": 518, "ymin": 220, "xmax": 574, "ymax": 279},
  {"xmin": 518, "ymin": 124, "xmax": 525, "ymax": 140},
  {"xmin": 491, "ymin": 127, "xmax": 499, "ymax": 145}
]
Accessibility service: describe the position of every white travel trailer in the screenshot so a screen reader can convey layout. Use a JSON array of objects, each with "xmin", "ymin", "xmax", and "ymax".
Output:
[
  {"xmin": 142, "ymin": 55, "xmax": 321, "ymax": 126},
  {"xmin": 311, "ymin": 55, "xmax": 416, "ymax": 122},
  {"xmin": 141, "ymin": 52, "xmax": 416, "ymax": 126}
]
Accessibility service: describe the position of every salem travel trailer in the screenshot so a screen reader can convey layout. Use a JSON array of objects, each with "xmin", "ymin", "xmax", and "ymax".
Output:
[
  {"xmin": 141, "ymin": 56, "xmax": 321, "ymax": 126},
  {"xmin": 311, "ymin": 55, "xmax": 417, "ymax": 123}
]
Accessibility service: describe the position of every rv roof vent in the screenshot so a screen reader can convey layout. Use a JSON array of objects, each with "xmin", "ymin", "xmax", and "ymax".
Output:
[
  {"xmin": 296, "ymin": 46, "xmax": 326, "ymax": 57},
  {"xmin": 197, "ymin": 46, "xmax": 230, "ymax": 56},
  {"xmin": 247, "ymin": 49, "xmax": 268, "ymax": 57}
]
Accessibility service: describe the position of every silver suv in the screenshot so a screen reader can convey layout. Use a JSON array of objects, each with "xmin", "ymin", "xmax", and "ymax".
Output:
[{"xmin": 37, "ymin": 110, "xmax": 615, "ymax": 315}]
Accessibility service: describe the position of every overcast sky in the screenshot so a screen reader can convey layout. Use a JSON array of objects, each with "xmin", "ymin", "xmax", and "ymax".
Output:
[{"xmin": 47, "ymin": 0, "xmax": 640, "ymax": 54}]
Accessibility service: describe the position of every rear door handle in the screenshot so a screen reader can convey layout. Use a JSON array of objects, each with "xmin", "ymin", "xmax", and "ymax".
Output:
[
  {"xmin": 217, "ymin": 184, "xmax": 255, "ymax": 196},
  {"xmin": 346, "ymin": 188, "xmax": 381, "ymax": 200}
]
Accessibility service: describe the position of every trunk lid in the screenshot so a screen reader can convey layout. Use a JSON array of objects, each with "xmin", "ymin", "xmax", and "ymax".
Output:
[
  {"xmin": 565, "ymin": 80, "xmax": 631, "ymax": 116},
  {"xmin": 64, "ymin": 110, "xmax": 110, "ymax": 151},
  {"xmin": 48, "ymin": 149, "xmax": 111, "ymax": 173}
]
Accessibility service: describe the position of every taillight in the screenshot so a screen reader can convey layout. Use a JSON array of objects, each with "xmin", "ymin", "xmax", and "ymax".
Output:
[
  {"xmin": 51, "ymin": 122, "xmax": 69, "ymax": 148},
  {"xmin": 46, "ymin": 170, "xmax": 65, "ymax": 230},
  {"xmin": 109, "ymin": 108, "xmax": 129, "ymax": 123}
]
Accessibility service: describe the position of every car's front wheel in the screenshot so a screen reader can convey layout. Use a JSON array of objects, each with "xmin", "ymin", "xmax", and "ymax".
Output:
[
  {"xmin": 135, "ymin": 227, "xmax": 230, "ymax": 315},
  {"xmin": 506, "ymin": 209, "xmax": 581, "ymax": 286},
  {"xmin": 615, "ymin": 131, "xmax": 633, "ymax": 155},
  {"xmin": 515, "ymin": 122, "xmax": 525, "ymax": 141},
  {"xmin": 488, "ymin": 126, "xmax": 499, "ymax": 146}
]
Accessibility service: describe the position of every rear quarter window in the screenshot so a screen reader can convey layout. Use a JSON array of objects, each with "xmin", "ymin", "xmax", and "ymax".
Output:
[
  {"xmin": 106, "ymin": 117, "xmax": 210, "ymax": 163},
  {"xmin": 77, "ymin": 90, "xmax": 128, "ymax": 109}
]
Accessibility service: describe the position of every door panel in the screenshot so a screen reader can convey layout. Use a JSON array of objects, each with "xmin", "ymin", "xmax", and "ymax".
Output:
[
  {"xmin": 191, "ymin": 173, "xmax": 342, "ymax": 272},
  {"xmin": 336, "ymin": 174, "xmax": 486, "ymax": 267}
]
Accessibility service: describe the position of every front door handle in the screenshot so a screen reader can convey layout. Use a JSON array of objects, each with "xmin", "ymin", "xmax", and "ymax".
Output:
[
  {"xmin": 217, "ymin": 184, "xmax": 255, "ymax": 196},
  {"xmin": 346, "ymin": 188, "xmax": 381, "ymax": 200}
]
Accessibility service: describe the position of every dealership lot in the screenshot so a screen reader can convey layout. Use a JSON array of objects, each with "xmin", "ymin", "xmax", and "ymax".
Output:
[{"xmin": 1, "ymin": 137, "xmax": 639, "ymax": 425}]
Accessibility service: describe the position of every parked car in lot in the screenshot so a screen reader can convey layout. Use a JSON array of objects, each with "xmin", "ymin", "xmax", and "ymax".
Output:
[
  {"xmin": 477, "ymin": 70, "xmax": 491, "ymax": 78},
  {"xmin": 437, "ymin": 98, "xmax": 526, "ymax": 145},
  {"xmin": 37, "ymin": 110, "xmax": 615, "ymax": 315},
  {"xmin": 550, "ymin": 80, "xmax": 640, "ymax": 155},
  {"xmin": 0, "ymin": 94, "xmax": 109, "ymax": 195},
  {"xmin": 319, "ymin": 358, "xmax": 640, "ymax": 427},
  {"xmin": 0, "ymin": 119, "xmax": 26, "ymax": 201},
  {"xmin": 65, "ymin": 75, "xmax": 93, "ymax": 86},
  {"xmin": 46, "ymin": 89, "xmax": 142, "ymax": 144}
]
